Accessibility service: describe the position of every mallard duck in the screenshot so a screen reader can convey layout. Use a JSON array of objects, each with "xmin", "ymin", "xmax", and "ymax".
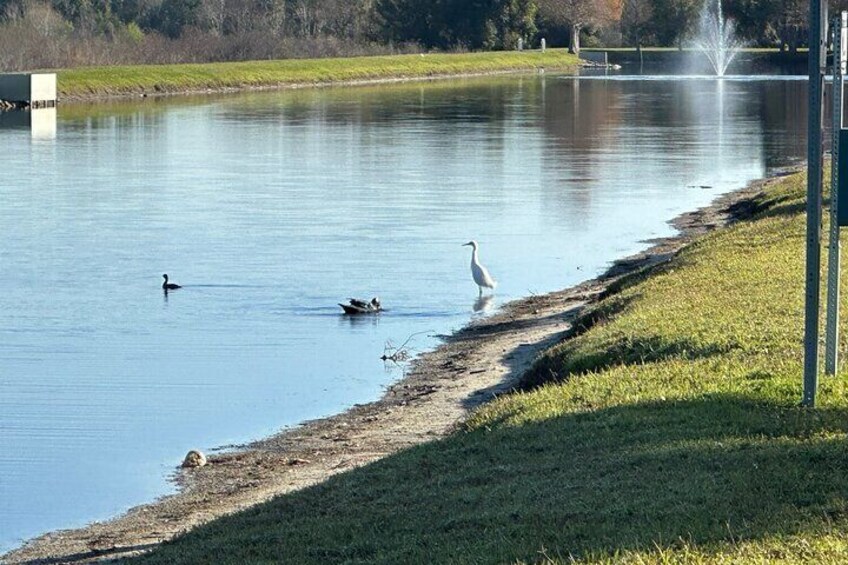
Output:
[{"xmin": 339, "ymin": 297, "xmax": 381, "ymax": 315}]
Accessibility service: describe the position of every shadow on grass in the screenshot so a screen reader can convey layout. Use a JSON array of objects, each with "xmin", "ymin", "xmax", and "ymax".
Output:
[
  {"xmin": 756, "ymin": 199, "xmax": 806, "ymax": 220},
  {"xmin": 135, "ymin": 395, "xmax": 848, "ymax": 564},
  {"xmin": 19, "ymin": 543, "xmax": 161, "ymax": 565},
  {"xmin": 523, "ymin": 332, "xmax": 735, "ymax": 390}
]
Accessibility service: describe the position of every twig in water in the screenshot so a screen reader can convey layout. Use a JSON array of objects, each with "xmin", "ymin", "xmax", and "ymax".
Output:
[{"xmin": 381, "ymin": 330, "xmax": 433, "ymax": 364}]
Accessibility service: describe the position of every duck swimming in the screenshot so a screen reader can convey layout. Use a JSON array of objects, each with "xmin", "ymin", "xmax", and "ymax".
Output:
[
  {"xmin": 339, "ymin": 297, "xmax": 381, "ymax": 315},
  {"xmin": 162, "ymin": 274, "xmax": 181, "ymax": 290}
]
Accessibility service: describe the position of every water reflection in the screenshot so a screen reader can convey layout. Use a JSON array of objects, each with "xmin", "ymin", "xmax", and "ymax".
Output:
[
  {"xmin": 610, "ymin": 53, "xmax": 809, "ymax": 77},
  {"xmin": 340, "ymin": 313, "xmax": 382, "ymax": 327},
  {"xmin": 473, "ymin": 295, "xmax": 495, "ymax": 313},
  {"xmin": 0, "ymin": 107, "xmax": 56, "ymax": 139},
  {"xmin": 0, "ymin": 108, "xmax": 30, "ymax": 129},
  {"xmin": 31, "ymin": 108, "xmax": 56, "ymax": 140}
]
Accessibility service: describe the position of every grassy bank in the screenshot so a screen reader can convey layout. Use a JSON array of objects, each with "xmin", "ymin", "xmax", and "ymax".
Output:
[
  {"xmin": 585, "ymin": 47, "xmax": 806, "ymax": 52},
  {"xmin": 132, "ymin": 171, "xmax": 848, "ymax": 564},
  {"xmin": 54, "ymin": 50, "xmax": 578, "ymax": 99},
  {"xmin": 582, "ymin": 47, "xmax": 807, "ymax": 68}
]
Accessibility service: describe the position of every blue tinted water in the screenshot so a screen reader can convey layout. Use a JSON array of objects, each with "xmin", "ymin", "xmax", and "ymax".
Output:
[{"xmin": 0, "ymin": 74, "xmax": 806, "ymax": 551}]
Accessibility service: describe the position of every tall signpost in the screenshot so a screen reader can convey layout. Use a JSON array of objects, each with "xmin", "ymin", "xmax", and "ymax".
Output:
[
  {"xmin": 804, "ymin": 0, "xmax": 827, "ymax": 407},
  {"xmin": 826, "ymin": 13, "xmax": 847, "ymax": 376}
]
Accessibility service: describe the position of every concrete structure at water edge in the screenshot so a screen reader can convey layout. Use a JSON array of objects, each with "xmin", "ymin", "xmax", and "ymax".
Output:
[
  {"xmin": 579, "ymin": 51, "xmax": 609, "ymax": 66},
  {"xmin": 0, "ymin": 73, "xmax": 57, "ymax": 109}
]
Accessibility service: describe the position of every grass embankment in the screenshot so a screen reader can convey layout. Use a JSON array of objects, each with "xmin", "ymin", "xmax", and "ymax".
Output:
[
  {"xmin": 56, "ymin": 50, "xmax": 578, "ymax": 99},
  {"xmin": 582, "ymin": 47, "xmax": 807, "ymax": 66},
  {"xmin": 584, "ymin": 47, "xmax": 804, "ymax": 53},
  {"xmin": 134, "ymin": 171, "xmax": 848, "ymax": 563}
]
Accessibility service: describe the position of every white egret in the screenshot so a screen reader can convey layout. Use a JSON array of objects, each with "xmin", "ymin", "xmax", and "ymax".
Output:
[
  {"xmin": 162, "ymin": 274, "xmax": 181, "ymax": 290},
  {"xmin": 463, "ymin": 240, "xmax": 497, "ymax": 295}
]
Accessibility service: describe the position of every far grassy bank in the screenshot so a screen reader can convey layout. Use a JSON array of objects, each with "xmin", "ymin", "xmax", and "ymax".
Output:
[
  {"xmin": 128, "ymin": 170, "xmax": 848, "ymax": 563},
  {"xmin": 54, "ymin": 50, "xmax": 579, "ymax": 100},
  {"xmin": 585, "ymin": 47, "xmax": 807, "ymax": 52},
  {"xmin": 582, "ymin": 47, "xmax": 806, "ymax": 69}
]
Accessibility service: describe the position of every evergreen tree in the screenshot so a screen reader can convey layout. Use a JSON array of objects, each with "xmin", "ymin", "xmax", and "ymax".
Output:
[
  {"xmin": 375, "ymin": 0, "xmax": 535, "ymax": 49},
  {"xmin": 649, "ymin": 0, "xmax": 699, "ymax": 49},
  {"xmin": 146, "ymin": 0, "xmax": 203, "ymax": 38}
]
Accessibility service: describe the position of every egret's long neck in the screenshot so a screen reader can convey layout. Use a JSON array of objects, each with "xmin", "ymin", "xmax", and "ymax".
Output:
[{"xmin": 470, "ymin": 247, "xmax": 479, "ymax": 265}]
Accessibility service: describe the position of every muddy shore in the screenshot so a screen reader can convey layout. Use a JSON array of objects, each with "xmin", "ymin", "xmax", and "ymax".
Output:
[{"xmin": 1, "ymin": 170, "xmax": 793, "ymax": 565}]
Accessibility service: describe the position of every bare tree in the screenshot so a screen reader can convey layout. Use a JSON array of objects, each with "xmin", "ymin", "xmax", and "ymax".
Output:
[
  {"xmin": 536, "ymin": 0, "xmax": 619, "ymax": 54},
  {"xmin": 621, "ymin": 0, "xmax": 651, "ymax": 55},
  {"xmin": 775, "ymin": 0, "xmax": 805, "ymax": 53},
  {"xmin": 201, "ymin": 0, "xmax": 226, "ymax": 35},
  {"xmin": 291, "ymin": 0, "xmax": 322, "ymax": 36}
]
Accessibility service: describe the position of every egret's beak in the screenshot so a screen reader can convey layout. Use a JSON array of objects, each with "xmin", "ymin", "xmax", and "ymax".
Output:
[{"xmin": 462, "ymin": 242, "xmax": 471, "ymax": 246}]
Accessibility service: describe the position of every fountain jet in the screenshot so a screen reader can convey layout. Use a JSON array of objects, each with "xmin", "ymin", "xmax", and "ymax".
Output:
[{"xmin": 696, "ymin": 0, "xmax": 743, "ymax": 76}]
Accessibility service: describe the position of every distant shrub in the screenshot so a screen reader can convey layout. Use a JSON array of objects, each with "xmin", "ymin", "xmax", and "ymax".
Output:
[{"xmin": 125, "ymin": 21, "xmax": 144, "ymax": 43}]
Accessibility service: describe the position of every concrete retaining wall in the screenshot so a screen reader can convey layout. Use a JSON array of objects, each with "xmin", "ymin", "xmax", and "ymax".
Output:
[
  {"xmin": 0, "ymin": 73, "xmax": 57, "ymax": 106},
  {"xmin": 579, "ymin": 51, "xmax": 608, "ymax": 65}
]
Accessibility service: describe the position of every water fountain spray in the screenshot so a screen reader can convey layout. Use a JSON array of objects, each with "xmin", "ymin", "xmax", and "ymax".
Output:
[{"xmin": 696, "ymin": 0, "xmax": 744, "ymax": 76}]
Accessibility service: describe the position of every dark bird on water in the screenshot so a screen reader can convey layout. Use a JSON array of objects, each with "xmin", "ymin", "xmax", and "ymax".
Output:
[
  {"xmin": 162, "ymin": 274, "xmax": 181, "ymax": 290},
  {"xmin": 339, "ymin": 297, "xmax": 381, "ymax": 315}
]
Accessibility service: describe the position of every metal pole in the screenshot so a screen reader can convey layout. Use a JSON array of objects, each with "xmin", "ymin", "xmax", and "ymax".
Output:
[
  {"xmin": 826, "ymin": 13, "xmax": 846, "ymax": 376},
  {"xmin": 804, "ymin": 0, "xmax": 827, "ymax": 406}
]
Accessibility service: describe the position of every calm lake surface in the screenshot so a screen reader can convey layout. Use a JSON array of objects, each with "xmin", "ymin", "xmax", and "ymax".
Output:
[{"xmin": 0, "ymin": 73, "xmax": 807, "ymax": 551}]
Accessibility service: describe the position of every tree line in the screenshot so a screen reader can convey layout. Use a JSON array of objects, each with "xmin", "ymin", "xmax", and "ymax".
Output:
[{"xmin": 0, "ymin": 0, "xmax": 839, "ymax": 70}]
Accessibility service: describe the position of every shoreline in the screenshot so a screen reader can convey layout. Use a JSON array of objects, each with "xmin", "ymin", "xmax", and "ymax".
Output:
[
  {"xmin": 58, "ymin": 68, "xmax": 574, "ymax": 103},
  {"xmin": 43, "ymin": 51, "xmax": 580, "ymax": 102},
  {"xmin": 1, "ymin": 169, "xmax": 794, "ymax": 564}
]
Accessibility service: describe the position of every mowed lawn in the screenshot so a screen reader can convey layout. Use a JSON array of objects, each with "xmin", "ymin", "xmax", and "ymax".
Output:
[
  {"xmin": 133, "ymin": 171, "xmax": 848, "ymax": 564},
  {"xmin": 54, "ymin": 50, "xmax": 579, "ymax": 99}
]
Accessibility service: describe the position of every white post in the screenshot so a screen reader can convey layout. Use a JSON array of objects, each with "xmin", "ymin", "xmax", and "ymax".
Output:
[
  {"xmin": 803, "ymin": 0, "xmax": 827, "ymax": 406},
  {"xmin": 517, "ymin": 37, "xmax": 523, "ymax": 51},
  {"xmin": 826, "ymin": 12, "xmax": 847, "ymax": 375},
  {"xmin": 541, "ymin": 38, "xmax": 546, "ymax": 52}
]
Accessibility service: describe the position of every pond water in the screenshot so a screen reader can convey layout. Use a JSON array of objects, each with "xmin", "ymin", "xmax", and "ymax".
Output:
[{"xmin": 0, "ymin": 73, "xmax": 807, "ymax": 551}]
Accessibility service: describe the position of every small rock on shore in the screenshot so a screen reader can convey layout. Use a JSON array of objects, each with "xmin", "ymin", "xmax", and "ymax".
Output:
[{"xmin": 182, "ymin": 450, "xmax": 208, "ymax": 468}]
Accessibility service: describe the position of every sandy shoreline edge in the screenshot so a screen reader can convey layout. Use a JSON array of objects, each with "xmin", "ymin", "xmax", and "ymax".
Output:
[{"xmin": 2, "ymin": 168, "xmax": 796, "ymax": 564}]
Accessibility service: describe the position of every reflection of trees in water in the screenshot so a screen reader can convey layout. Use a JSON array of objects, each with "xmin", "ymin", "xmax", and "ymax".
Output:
[
  {"xmin": 536, "ymin": 78, "xmax": 624, "ymax": 225},
  {"xmin": 532, "ymin": 77, "xmax": 807, "ymax": 230},
  {"xmin": 55, "ymin": 99, "xmax": 174, "ymax": 148},
  {"xmin": 216, "ymin": 76, "xmax": 806, "ymax": 231},
  {"xmin": 757, "ymin": 80, "xmax": 806, "ymax": 170},
  {"xmin": 0, "ymin": 109, "xmax": 31, "ymax": 129},
  {"xmin": 201, "ymin": 78, "xmax": 552, "ymax": 218},
  {"xmin": 540, "ymin": 78, "xmax": 623, "ymax": 156},
  {"xmin": 213, "ymin": 78, "xmax": 542, "ymax": 127},
  {"xmin": 55, "ymin": 77, "xmax": 807, "ymax": 219}
]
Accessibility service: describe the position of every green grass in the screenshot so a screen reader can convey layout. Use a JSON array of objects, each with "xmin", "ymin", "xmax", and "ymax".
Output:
[
  {"xmin": 53, "ymin": 50, "xmax": 578, "ymax": 99},
  {"xmin": 132, "ymin": 171, "xmax": 848, "ymax": 564}
]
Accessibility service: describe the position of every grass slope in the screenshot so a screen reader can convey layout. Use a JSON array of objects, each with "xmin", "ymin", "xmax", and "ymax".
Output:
[
  {"xmin": 55, "ymin": 51, "xmax": 578, "ymax": 99},
  {"xmin": 133, "ymin": 171, "xmax": 848, "ymax": 564}
]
